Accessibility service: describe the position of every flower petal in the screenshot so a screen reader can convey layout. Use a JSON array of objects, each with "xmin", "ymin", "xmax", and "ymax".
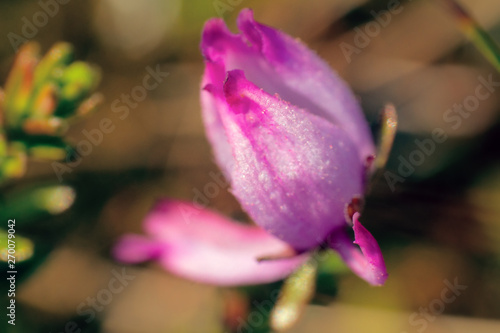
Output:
[
  {"xmin": 201, "ymin": 60, "xmax": 235, "ymax": 179},
  {"xmin": 200, "ymin": 10, "xmax": 375, "ymax": 164},
  {"xmin": 236, "ymin": 9, "xmax": 374, "ymax": 162},
  {"xmin": 114, "ymin": 200, "xmax": 309, "ymax": 286},
  {"xmin": 328, "ymin": 213, "xmax": 388, "ymax": 286},
  {"xmin": 220, "ymin": 70, "xmax": 364, "ymax": 251}
]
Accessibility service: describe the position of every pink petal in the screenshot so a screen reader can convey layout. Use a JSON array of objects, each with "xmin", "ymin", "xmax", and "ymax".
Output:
[
  {"xmin": 201, "ymin": 61, "xmax": 235, "ymax": 179},
  {"xmin": 328, "ymin": 213, "xmax": 388, "ymax": 286},
  {"xmin": 114, "ymin": 200, "xmax": 309, "ymax": 286},
  {"xmin": 218, "ymin": 70, "xmax": 364, "ymax": 251},
  {"xmin": 236, "ymin": 9, "xmax": 374, "ymax": 162},
  {"xmin": 200, "ymin": 10, "xmax": 375, "ymax": 164},
  {"xmin": 200, "ymin": 21, "xmax": 235, "ymax": 173}
]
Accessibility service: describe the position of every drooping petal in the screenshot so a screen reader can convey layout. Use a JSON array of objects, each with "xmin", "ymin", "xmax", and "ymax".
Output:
[
  {"xmin": 217, "ymin": 70, "xmax": 364, "ymax": 251},
  {"xmin": 114, "ymin": 200, "xmax": 309, "ymax": 286},
  {"xmin": 328, "ymin": 213, "xmax": 388, "ymax": 286},
  {"xmin": 200, "ymin": 10, "xmax": 375, "ymax": 164}
]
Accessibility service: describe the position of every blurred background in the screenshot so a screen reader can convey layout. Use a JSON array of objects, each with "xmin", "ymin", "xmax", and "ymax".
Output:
[{"xmin": 1, "ymin": 0, "xmax": 500, "ymax": 332}]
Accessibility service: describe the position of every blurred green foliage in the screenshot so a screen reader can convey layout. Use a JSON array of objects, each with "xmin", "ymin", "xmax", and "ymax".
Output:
[
  {"xmin": 0, "ymin": 42, "xmax": 101, "ymax": 183},
  {"xmin": 0, "ymin": 42, "xmax": 101, "ymax": 299}
]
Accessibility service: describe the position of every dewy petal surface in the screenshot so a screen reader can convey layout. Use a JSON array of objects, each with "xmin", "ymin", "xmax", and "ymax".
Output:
[
  {"xmin": 220, "ymin": 70, "xmax": 364, "ymax": 251},
  {"xmin": 328, "ymin": 213, "xmax": 388, "ymax": 286},
  {"xmin": 114, "ymin": 200, "xmax": 308, "ymax": 286},
  {"xmin": 200, "ymin": 9, "xmax": 375, "ymax": 164}
]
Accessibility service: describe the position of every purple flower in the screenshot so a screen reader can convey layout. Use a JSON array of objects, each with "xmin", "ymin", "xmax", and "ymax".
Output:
[{"xmin": 114, "ymin": 9, "xmax": 387, "ymax": 286}]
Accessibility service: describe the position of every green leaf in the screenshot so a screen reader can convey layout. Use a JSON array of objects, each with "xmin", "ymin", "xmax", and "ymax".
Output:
[
  {"xmin": 0, "ymin": 184, "xmax": 76, "ymax": 224},
  {"xmin": 0, "ymin": 228, "xmax": 34, "ymax": 263},
  {"xmin": 55, "ymin": 62, "xmax": 100, "ymax": 117},
  {"xmin": 3, "ymin": 43, "xmax": 40, "ymax": 128},
  {"xmin": 0, "ymin": 142, "xmax": 27, "ymax": 182},
  {"xmin": 32, "ymin": 42, "xmax": 73, "ymax": 89}
]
